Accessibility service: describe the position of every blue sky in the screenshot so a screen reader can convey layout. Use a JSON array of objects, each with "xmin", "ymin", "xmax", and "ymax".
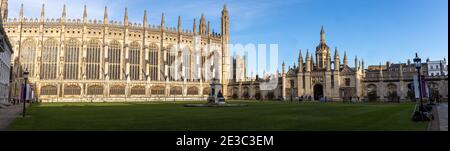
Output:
[{"xmin": 8, "ymin": 0, "xmax": 448, "ymax": 73}]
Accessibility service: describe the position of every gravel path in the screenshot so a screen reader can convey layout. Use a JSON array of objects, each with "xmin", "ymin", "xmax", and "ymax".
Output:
[{"xmin": 0, "ymin": 104, "xmax": 25, "ymax": 131}]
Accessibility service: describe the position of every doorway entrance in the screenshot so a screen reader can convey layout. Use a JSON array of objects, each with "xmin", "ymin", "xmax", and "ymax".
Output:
[{"xmin": 313, "ymin": 84, "xmax": 324, "ymax": 101}]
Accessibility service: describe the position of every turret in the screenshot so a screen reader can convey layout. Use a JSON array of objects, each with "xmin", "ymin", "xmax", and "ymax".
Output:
[
  {"xmin": 361, "ymin": 59, "xmax": 365, "ymax": 75},
  {"xmin": 343, "ymin": 51, "xmax": 348, "ymax": 66},
  {"xmin": 143, "ymin": 10, "xmax": 148, "ymax": 28},
  {"xmin": 199, "ymin": 14, "xmax": 206, "ymax": 35},
  {"xmin": 320, "ymin": 26, "xmax": 325, "ymax": 43},
  {"xmin": 326, "ymin": 55, "xmax": 331, "ymax": 71},
  {"xmin": 177, "ymin": 16, "xmax": 181, "ymax": 33},
  {"xmin": 193, "ymin": 18, "xmax": 196, "ymax": 35},
  {"xmin": 124, "ymin": 7, "xmax": 128, "ymax": 27},
  {"xmin": 355, "ymin": 56, "xmax": 358, "ymax": 71},
  {"xmin": 61, "ymin": 4, "xmax": 66, "ymax": 23},
  {"xmin": 83, "ymin": 5, "xmax": 87, "ymax": 23},
  {"xmin": 40, "ymin": 4, "xmax": 44, "ymax": 22},
  {"xmin": 298, "ymin": 49, "xmax": 303, "ymax": 73},
  {"xmin": 306, "ymin": 49, "xmax": 311, "ymax": 72},
  {"xmin": 160, "ymin": 13, "xmax": 165, "ymax": 32},
  {"xmin": 334, "ymin": 47, "xmax": 340, "ymax": 70},
  {"xmin": 19, "ymin": 3, "xmax": 23, "ymax": 22},
  {"xmin": 1, "ymin": 0, "xmax": 8, "ymax": 22},
  {"xmin": 103, "ymin": 6, "xmax": 108, "ymax": 25},
  {"xmin": 207, "ymin": 21, "xmax": 211, "ymax": 36},
  {"xmin": 282, "ymin": 61, "xmax": 286, "ymax": 74}
]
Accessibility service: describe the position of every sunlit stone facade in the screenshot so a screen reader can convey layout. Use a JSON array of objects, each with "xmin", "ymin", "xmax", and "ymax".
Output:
[{"xmin": 2, "ymin": 0, "xmax": 246, "ymax": 102}]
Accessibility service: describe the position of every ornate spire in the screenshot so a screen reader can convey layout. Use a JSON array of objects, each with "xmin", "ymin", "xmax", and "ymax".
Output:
[
  {"xmin": 200, "ymin": 13, "xmax": 206, "ymax": 35},
  {"xmin": 83, "ymin": 5, "xmax": 87, "ymax": 22},
  {"xmin": 343, "ymin": 51, "xmax": 348, "ymax": 66},
  {"xmin": 298, "ymin": 49, "xmax": 303, "ymax": 62},
  {"xmin": 193, "ymin": 18, "xmax": 196, "ymax": 34},
  {"xmin": 306, "ymin": 49, "xmax": 310, "ymax": 60},
  {"xmin": 298, "ymin": 49, "xmax": 303, "ymax": 73},
  {"xmin": 320, "ymin": 26, "xmax": 325, "ymax": 43},
  {"xmin": 19, "ymin": 3, "xmax": 23, "ymax": 20},
  {"xmin": 223, "ymin": 4, "xmax": 228, "ymax": 12},
  {"xmin": 334, "ymin": 47, "xmax": 340, "ymax": 58},
  {"xmin": 143, "ymin": 10, "xmax": 148, "ymax": 27},
  {"xmin": 161, "ymin": 13, "xmax": 165, "ymax": 32},
  {"xmin": 177, "ymin": 16, "xmax": 181, "ymax": 33},
  {"xmin": 103, "ymin": 6, "xmax": 108, "ymax": 24},
  {"xmin": 355, "ymin": 56, "xmax": 358, "ymax": 69},
  {"xmin": 62, "ymin": 4, "xmax": 66, "ymax": 19},
  {"xmin": 124, "ymin": 7, "xmax": 128, "ymax": 26},
  {"xmin": 40, "ymin": 4, "xmax": 44, "ymax": 21},
  {"xmin": 207, "ymin": 21, "xmax": 211, "ymax": 36}
]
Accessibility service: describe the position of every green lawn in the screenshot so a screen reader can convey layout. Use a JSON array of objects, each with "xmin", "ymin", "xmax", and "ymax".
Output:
[{"xmin": 7, "ymin": 101, "xmax": 427, "ymax": 131}]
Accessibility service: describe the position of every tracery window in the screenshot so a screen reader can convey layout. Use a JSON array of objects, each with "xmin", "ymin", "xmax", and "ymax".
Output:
[
  {"xmin": 166, "ymin": 45, "xmax": 176, "ymax": 81},
  {"xmin": 110, "ymin": 85, "xmax": 125, "ymax": 95},
  {"xmin": 64, "ymin": 39, "xmax": 80, "ymax": 80},
  {"xmin": 187, "ymin": 87, "xmax": 199, "ymax": 95},
  {"xmin": 151, "ymin": 86, "xmax": 165, "ymax": 95},
  {"xmin": 86, "ymin": 39, "xmax": 101, "ymax": 80},
  {"xmin": 40, "ymin": 85, "xmax": 57, "ymax": 95},
  {"xmin": 41, "ymin": 39, "xmax": 58, "ymax": 80},
  {"xmin": 170, "ymin": 86, "xmax": 182, "ymax": 95},
  {"xmin": 20, "ymin": 39, "xmax": 36, "ymax": 76},
  {"xmin": 108, "ymin": 40, "xmax": 121, "ymax": 80},
  {"xmin": 131, "ymin": 86, "xmax": 145, "ymax": 95},
  {"xmin": 148, "ymin": 43, "xmax": 159, "ymax": 81},
  {"xmin": 64, "ymin": 85, "xmax": 81, "ymax": 95},
  {"xmin": 129, "ymin": 42, "xmax": 140, "ymax": 80},
  {"xmin": 87, "ymin": 85, "xmax": 103, "ymax": 95},
  {"xmin": 182, "ymin": 48, "xmax": 191, "ymax": 81}
]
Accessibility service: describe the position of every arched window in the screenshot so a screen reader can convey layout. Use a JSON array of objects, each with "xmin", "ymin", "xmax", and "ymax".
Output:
[
  {"xmin": 148, "ymin": 43, "xmax": 159, "ymax": 81},
  {"xmin": 151, "ymin": 86, "xmax": 165, "ymax": 95},
  {"xmin": 108, "ymin": 40, "xmax": 121, "ymax": 80},
  {"xmin": 166, "ymin": 45, "xmax": 176, "ymax": 81},
  {"xmin": 64, "ymin": 85, "xmax": 81, "ymax": 96},
  {"xmin": 110, "ymin": 85, "xmax": 125, "ymax": 95},
  {"xmin": 87, "ymin": 85, "xmax": 103, "ymax": 95},
  {"xmin": 170, "ymin": 86, "xmax": 182, "ymax": 95},
  {"xmin": 131, "ymin": 86, "xmax": 145, "ymax": 95},
  {"xmin": 182, "ymin": 48, "xmax": 191, "ymax": 81},
  {"xmin": 41, "ymin": 39, "xmax": 58, "ymax": 80},
  {"xmin": 129, "ymin": 42, "xmax": 140, "ymax": 80},
  {"xmin": 187, "ymin": 87, "xmax": 199, "ymax": 95},
  {"xmin": 86, "ymin": 39, "xmax": 101, "ymax": 80},
  {"xmin": 41, "ymin": 85, "xmax": 57, "ymax": 95},
  {"xmin": 64, "ymin": 39, "xmax": 80, "ymax": 79},
  {"xmin": 21, "ymin": 39, "xmax": 36, "ymax": 76}
]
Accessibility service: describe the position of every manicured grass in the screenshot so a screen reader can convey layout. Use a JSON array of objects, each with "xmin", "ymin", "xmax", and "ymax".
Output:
[{"xmin": 7, "ymin": 101, "xmax": 427, "ymax": 131}]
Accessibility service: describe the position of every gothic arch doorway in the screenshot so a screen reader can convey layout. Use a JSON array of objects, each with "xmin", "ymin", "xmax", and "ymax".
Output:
[{"xmin": 313, "ymin": 84, "xmax": 324, "ymax": 101}]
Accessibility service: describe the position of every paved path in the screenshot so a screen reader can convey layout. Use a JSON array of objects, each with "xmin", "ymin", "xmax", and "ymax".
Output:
[
  {"xmin": 0, "ymin": 104, "xmax": 24, "ymax": 131},
  {"xmin": 437, "ymin": 103, "xmax": 448, "ymax": 131}
]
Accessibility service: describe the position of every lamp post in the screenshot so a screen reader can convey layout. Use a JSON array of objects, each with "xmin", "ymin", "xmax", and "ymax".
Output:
[
  {"xmin": 22, "ymin": 68, "xmax": 29, "ymax": 118},
  {"xmin": 413, "ymin": 53, "xmax": 424, "ymax": 110}
]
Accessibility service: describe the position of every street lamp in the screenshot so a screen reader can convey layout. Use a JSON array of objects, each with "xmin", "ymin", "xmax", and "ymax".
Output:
[
  {"xmin": 22, "ymin": 68, "xmax": 29, "ymax": 118},
  {"xmin": 413, "ymin": 53, "xmax": 424, "ymax": 111}
]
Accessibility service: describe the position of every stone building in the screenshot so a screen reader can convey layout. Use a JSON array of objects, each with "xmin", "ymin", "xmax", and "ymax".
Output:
[
  {"xmin": 426, "ymin": 58, "xmax": 448, "ymax": 77},
  {"xmin": 227, "ymin": 27, "xmax": 448, "ymax": 102},
  {"xmin": 0, "ymin": 1, "xmax": 12, "ymax": 104},
  {"xmin": 228, "ymin": 27, "xmax": 365, "ymax": 101},
  {"xmin": 282, "ymin": 27, "xmax": 365, "ymax": 101},
  {"xmin": 365, "ymin": 60, "xmax": 448, "ymax": 102},
  {"xmin": 3, "ymin": 1, "xmax": 246, "ymax": 102}
]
